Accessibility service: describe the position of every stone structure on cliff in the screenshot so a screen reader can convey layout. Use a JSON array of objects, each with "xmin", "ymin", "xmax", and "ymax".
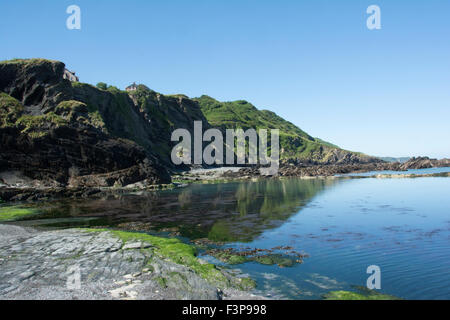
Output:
[
  {"xmin": 63, "ymin": 69, "xmax": 79, "ymax": 82},
  {"xmin": 126, "ymin": 82, "xmax": 138, "ymax": 92}
]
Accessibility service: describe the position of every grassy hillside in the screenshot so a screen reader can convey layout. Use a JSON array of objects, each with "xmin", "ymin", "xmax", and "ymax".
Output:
[{"xmin": 195, "ymin": 95, "xmax": 373, "ymax": 163}]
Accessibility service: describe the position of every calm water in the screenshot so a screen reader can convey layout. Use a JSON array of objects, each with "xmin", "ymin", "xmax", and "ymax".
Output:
[
  {"xmin": 340, "ymin": 166, "xmax": 450, "ymax": 177},
  {"xmin": 4, "ymin": 174, "xmax": 450, "ymax": 300}
]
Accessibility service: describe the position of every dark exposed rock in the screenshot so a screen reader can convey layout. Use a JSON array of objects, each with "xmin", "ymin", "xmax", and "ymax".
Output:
[
  {"xmin": 0, "ymin": 59, "xmax": 72, "ymax": 114},
  {"xmin": 0, "ymin": 59, "xmax": 171, "ymax": 188},
  {"xmin": 278, "ymin": 156, "xmax": 450, "ymax": 177},
  {"xmin": 199, "ymin": 156, "xmax": 450, "ymax": 179},
  {"xmin": 0, "ymin": 125, "xmax": 169, "ymax": 186},
  {"xmin": 0, "ymin": 187, "xmax": 101, "ymax": 202}
]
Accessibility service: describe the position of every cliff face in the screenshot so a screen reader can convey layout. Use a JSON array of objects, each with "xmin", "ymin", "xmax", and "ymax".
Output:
[
  {"xmin": 0, "ymin": 59, "xmax": 72, "ymax": 114},
  {"xmin": 69, "ymin": 83, "xmax": 211, "ymax": 166},
  {"xmin": 0, "ymin": 59, "xmax": 171, "ymax": 187},
  {"xmin": 0, "ymin": 58, "xmax": 383, "ymax": 188},
  {"xmin": 124, "ymin": 86, "xmax": 211, "ymax": 164}
]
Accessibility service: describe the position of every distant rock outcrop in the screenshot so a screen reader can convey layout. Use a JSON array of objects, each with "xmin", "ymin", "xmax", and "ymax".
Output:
[
  {"xmin": 398, "ymin": 157, "xmax": 450, "ymax": 170},
  {"xmin": 277, "ymin": 156, "xmax": 450, "ymax": 177}
]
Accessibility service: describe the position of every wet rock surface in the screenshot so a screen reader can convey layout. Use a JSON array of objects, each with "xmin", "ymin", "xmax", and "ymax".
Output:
[
  {"xmin": 205, "ymin": 247, "xmax": 308, "ymax": 267},
  {"xmin": 0, "ymin": 182, "xmax": 179, "ymax": 203},
  {"xmin": 0, "ymin": 225, "xmax": 261, "ymax": 300}
]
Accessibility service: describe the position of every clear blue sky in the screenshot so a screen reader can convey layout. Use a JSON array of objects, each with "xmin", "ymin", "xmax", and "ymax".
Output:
[{"xmin": 1, "ymin": 0, "xmax": 449, "ymax": 158}]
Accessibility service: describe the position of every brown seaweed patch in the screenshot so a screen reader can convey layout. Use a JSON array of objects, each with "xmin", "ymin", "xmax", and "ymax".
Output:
[{"xmin": 205, "ymin": 246, "xmax": 308, "ymax": 267}]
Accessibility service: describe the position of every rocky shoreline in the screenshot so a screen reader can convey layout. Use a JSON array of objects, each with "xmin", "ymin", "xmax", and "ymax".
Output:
[
  {"xmin": 1, "ymin": 58, "xmax": 440, "ymax": 301},
  {"xmin": 1, "ymin": 59, "xmax": 448, "ymax": 204},
  {"xmin": 0, "ymin": 223, "xmax": 401, "ymax": 300},
  {"xmin": 0, "ymin": 224, "xmax": 263, "ymax": 300},
  {"xmin": 1, "ymin": 157, "xmax": 449, "ymax": 204},
  {"xmin": 171, "ymin": 156, "xmax": 450, "ymax": 182}
]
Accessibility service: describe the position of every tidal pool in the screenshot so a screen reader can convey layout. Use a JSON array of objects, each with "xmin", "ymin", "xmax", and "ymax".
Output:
[{"xmin": 2, "ymin": 175, "xmax": 449, "ymax": 299}]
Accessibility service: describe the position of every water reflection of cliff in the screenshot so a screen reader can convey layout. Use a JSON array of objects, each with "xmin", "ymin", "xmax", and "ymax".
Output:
[
  {"xmin": 206, "ymin": 178, "xmax": 337, "ymax": 242},
  {"xmin": 30, "ymin": 178, "xmax": 338, "ymax": 243}
]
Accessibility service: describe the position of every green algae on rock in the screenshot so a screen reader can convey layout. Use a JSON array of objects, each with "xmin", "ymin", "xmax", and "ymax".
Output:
[
  {"xmin": 86, "ymin": 229, "xmax": 256, "ymax": 291},
  {"xmin": 208, "ymin": 250, "xmax": 249, "ymax": 265},
  {"xmin": 205, "ymin": 247, "xmax": 306, "ymax": 267},
  {"xmin": 253, "ymin": 254, "xmax": 296, "ymax": 267},
  {"xmin": 0, "ymin": 206, "xmax": 39, "ymax": 221},
  {"xmin": 324, "ymin": 287, "xmax": 401, "ymax": 300}
]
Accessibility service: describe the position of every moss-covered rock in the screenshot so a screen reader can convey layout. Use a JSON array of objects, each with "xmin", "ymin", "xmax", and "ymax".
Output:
[
  {"xmin": 206, "ymin": 247, "xmax": 304, "ymax": 268},
  {"xmin": 87, "ymin": 229, "xmax": 255, "ymax": 291},
  {"xmin": 16, "ymin": 112, "xmax": 67, "ymax": 132},
  {"xmin": 253, "ymin": 254, "xmax": 295, "ymax": 267},
  {"xmin": 0, "ymin": 93, "xmax": 68, "ymax": 136},
  {"xmin": 55, "ymin": 100, "xmax": 88, "ymax": 113},
  {"xmin": 210, "ymin": 250, "xmax": 249, "ymax": 265},
  {"xmin": 55, "ymin": 100, "xmax": 106, "ymax": 130},
  {"xmin": 0, "ymin": 206, "xmax": 39, "ymax": 221},
  {"xmin": 324, "ymin": 287, "xmax": 401, "ymax": 300},
  {"xmin": 0, "ymin": 93, "xmax": 24, "ymax": 127}
]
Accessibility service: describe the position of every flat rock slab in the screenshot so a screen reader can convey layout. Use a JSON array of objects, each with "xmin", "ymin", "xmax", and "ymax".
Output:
[
  {"xmin": 0, "ymin": 225, "xmax": 225, "ymax": 300},
  {"xmin": 122, "ymin": 242, "xmax": 152, "ymax": 250}
]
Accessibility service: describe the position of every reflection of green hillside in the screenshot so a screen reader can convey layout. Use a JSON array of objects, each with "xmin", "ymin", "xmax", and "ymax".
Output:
[{"xmin": 207, "ymin": 178, "xmax": 337, "ymax": 242}]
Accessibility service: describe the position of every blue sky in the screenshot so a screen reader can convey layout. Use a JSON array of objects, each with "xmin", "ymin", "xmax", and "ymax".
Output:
[{"xmin": 1, "ymin": 0, "xmax": 449, "ymax": 158}]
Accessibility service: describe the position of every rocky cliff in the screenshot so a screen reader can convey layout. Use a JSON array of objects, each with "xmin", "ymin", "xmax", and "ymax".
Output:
[
  {"xmin": 0, "ymin": 58, "xmax": 384, "ymax": 188},
  {"xmin": 0, "ymin": 59, "xmax": 171, "ymax": 187}
]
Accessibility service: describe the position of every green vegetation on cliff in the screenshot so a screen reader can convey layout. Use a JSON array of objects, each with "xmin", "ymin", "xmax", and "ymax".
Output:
[
  {"xmin": 0, "ymin": 58, "xmax": 172, "ymax": 186},
  {"xmin": 196, "ymin": 95, "xmax": 311, "ymax": 137},
  {"xmin": 0, "ymin": 93, "xmax": 107, "ymax": 138},
  {"xmin": 1, "ymin": 58, "xmax": 377, "ymax": 166},
  {"xmin": 195, "ymin": 95, "xmax": 373, "ymax": 163},
  {"xmin": 0, "ymin": 93, "xmax": 69, "ymax": 138},
  {"xmin": 0, "ymin": 93, "xmax": 24, "ymax": 127}
]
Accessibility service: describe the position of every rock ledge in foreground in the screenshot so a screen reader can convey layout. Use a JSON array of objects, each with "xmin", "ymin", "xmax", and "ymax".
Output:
[{"xmin": 0, "ymin": 226, "xmax": 261, "ymax": 300}]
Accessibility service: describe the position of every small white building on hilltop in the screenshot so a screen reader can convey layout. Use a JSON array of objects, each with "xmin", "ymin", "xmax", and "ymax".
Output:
[
  {"xmin": 63, "ymin": 69, "xmax": 79, "ymax": 82},
  {"xmin": 126, "ymin": 82, "xmax": 138, "ymax": 92}
]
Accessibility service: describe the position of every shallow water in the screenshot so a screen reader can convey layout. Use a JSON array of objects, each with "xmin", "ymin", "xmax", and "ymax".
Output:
[
  {"xmin": 214, "ymin": 177, "xmax": 450, "ymax": 300},
  {"xmin": 3, "ymin": 174, "xmax": 450, "ymax": 300}
]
